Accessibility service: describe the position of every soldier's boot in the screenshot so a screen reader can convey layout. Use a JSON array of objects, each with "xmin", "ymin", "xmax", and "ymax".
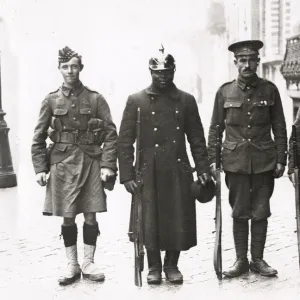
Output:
[
  {"xmin": 250, "ymin": 219, "xmax": 278, "ymax": 277},
  {"xmin": 146, "ymin": 250, "xmax": 162, "ymax": 284},
  {"xmin": 163, "ymin": 250, "xmax": 183, "ymax": 284},
  {"xmin": 223, "ymin": 219, "xmax": 249, "ymax": 278},
  {"xmin": 81, "ymin": 222, "xmax": 105, "ymax": 282},
  {"xmin": 58, "ymin": 224, "xmax": 81, "ymax": 285}
]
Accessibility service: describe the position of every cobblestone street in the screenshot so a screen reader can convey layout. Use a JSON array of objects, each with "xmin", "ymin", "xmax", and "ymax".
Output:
[{"xmin": 0, "ymin": 163, "xmax": 300, "ymax": 299}]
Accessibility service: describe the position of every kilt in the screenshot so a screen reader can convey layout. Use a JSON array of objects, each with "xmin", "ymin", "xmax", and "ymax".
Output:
[{"xmin": 43, "ymin": 147, "xmax": 107, "ymax": 217}]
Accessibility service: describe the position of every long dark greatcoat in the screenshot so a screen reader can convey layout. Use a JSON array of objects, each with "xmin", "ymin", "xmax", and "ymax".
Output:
[{"xmin": 117, "ymin": 84, "xmax": 209, "ymax": 251}]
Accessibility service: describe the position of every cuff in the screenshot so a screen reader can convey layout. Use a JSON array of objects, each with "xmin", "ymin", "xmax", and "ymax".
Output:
[{"xmin": 100, "ymin": 161, "xmax": 118, "ymax": 172}]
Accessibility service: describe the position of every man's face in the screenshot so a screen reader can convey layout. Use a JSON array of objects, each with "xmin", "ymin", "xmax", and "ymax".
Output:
[
  {"xmin": 234, "ymin": 55, "xmax": 259, "ymax": 78},
  {"xmin": 151, "ymin": 68, "xmax": 175, "ymax": 89},
  {"xmin": 59, "ymin": 57, "xmax": 82, "ymax": 85}
]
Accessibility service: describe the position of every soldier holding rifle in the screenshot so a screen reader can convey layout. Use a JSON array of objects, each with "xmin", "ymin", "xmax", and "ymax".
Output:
[
  {"xmin": 117, "ymin": 46, "xmax": 210, "ymax": 285},
  {"xmin": 208, "ymin": 40, "xmax": 287, "ymax": 278}
]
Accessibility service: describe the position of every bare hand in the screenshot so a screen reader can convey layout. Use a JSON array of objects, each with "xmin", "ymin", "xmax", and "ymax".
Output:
[
  {"xmin": 289, "ymin": 173, "xmax": 295, "ymax": 187},
  {"xmin": 124, "ymin": 180, "xmax": 137, "ymax": 194},
  {"xmin": 198, "ymin": 173, "xmax": 211, "ymax": 186},
  {"xmin": 36, "ymin": 172, "xmax": 47, "ymax": 186},
  {"xmin": 101, "ymin": 167, "xmax": 115, "ymax": 182},
  {"xmin": 210, "ymin": 163, "xmax": 222, "ymax": 180},
  {"xmin": 273, "ymin": 163, "xmax": 285, "ymax": 179}
]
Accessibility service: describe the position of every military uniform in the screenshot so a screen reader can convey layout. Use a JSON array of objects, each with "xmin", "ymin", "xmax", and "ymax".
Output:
[
  {"xmin": 31, "ymin": 47, "xmax": 117, "ymax": 285},
  {"xmin": 32, "ymin": 82, "xmax": 117, "ymax": 216},
  {"xmin": 208, "ymin": 40, "xmax": 287, "ymax": 277},
  {"xmin": 118, "ymin": 49, "xmax": 210, "ymax": 284}
]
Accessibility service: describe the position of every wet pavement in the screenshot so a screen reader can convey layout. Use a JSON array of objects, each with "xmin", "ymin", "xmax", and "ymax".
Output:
[{"xmin": 1, "ymin": 163, "xmax": 300, "ymax": 299}]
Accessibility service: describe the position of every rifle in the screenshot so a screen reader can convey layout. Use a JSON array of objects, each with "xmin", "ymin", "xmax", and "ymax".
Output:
[
  {"xmin": 292, "ymin": 125, "xmax": 300, "ymax": 267},
  {"xmin": 133, "ymin": 107, "xmax": 144, "ymax": 286},
  {"xmin": 213, "ymin": 124, "xmax": 222, "ymax": 280}
]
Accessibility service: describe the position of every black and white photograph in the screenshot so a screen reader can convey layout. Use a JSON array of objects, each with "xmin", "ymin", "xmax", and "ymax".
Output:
[{"xmin": 1, "ymin": 0, "xmax": 300, "ymax": 299}]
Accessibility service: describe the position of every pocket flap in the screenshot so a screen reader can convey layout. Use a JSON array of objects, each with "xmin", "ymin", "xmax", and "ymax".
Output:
[
  {"xmin": 80, "ymin": 108, "xmax": 92, "ymax": 115},
  {"xmin": 54, "ymin": 143, "xmax": 68, "ymax": 152},
  {"xmin": 260, "ymin": 140, "xmax": 276, "ymax": 149},
  {"xmin": 222, "ymin": 141, "xmax": 238, "ymax": 150},
  {"xmin": 224, "ymin": 101, "xmax": 243, "ymax": 108},
  {"xmin": 54, "ymin": 108, "xmax": 68, "ymax": 116}
]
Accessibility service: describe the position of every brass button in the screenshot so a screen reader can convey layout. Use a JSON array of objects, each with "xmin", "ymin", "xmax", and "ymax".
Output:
[
  {"xmin": 73, "ymin": 117, "xmax": 76, "ymax": 120},
  {"xmin": 155, "ymin": 144, "xmax": 159, "ymax": 147},
  {"xmin": 152, "ymin": 111, "xmax": 155, "ymax": 115},
  {"xmin": 154, "ymin": 127, "xmax": 157, "ymax": 131},
  {"xmin": 247, "ymin": 112, "xmax": 251, "ymax": 115},
  {"xmin": 176, "ymin": 110, "xmax": 179, "ymax": 114},
  {"xmin": 230, "ymin": 104, "xmax": 232, "ymax": 107},
  {"xmin": 248, "ymin": 139, "xmax": 251, "ymax": 142},
  {"xmin": 177, "ymin": 158, "xmax": 181, "ymax": 162},
  {"xmin": 176, "ymin": 126, "xmax": 180, "ymax": 130},
  {"xmin": 248, "ymin": 125, "xmax": 251, "ymax": 128},
  {"xmin": 247, "ymin": 99, "xmax": 250, "ymax": 102},
  {"xmin": 71, "ymin": 104, "xmax": 75, "ymax": 108},
  {"xmin": 173, "ymin": 140, "xmax": 176, "ymax": 143}
]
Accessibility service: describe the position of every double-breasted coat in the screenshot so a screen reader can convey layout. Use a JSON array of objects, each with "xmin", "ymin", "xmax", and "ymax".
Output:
[{"xmin": 117, "ymin": 84, "xmax": 209, "ymax": 251}]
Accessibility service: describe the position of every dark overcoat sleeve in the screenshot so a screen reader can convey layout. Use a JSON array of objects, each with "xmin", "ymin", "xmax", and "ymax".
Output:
[
  {"xmin": 207, "ymin": 88, "xmax": 225, "ymax": 165},
  {"xmin": 185, "ymin": 95, "xmax": 210, "ymax": 175},
  {"xmin": 31, "ymin": 97, "xmax": 52, "ymax": 174},
  {"xmin": 117, "ymin": 96, "xmax": 137, "ymax": 183}
]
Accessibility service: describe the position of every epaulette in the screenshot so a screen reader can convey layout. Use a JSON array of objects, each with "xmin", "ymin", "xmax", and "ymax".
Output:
[
  {"xmin": 219, "ymin": 79, "xmax": 235, "ymax": 89},
  {"xmin": 85, "ymin": 86, "xmax": 99, "ymax": 94},
  {"xmin": 49, "ymin": 88, "xmax": 59, "ymax": 95}
]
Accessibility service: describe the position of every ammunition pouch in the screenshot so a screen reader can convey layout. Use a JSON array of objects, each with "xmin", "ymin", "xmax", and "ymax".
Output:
[
  {"xmin": 50, "ymin": 117, "xmax": 63, "ymax": 131},
  {"xmin": 88, "ymin": 118, "xmax": 104, "ymax": 131}
]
